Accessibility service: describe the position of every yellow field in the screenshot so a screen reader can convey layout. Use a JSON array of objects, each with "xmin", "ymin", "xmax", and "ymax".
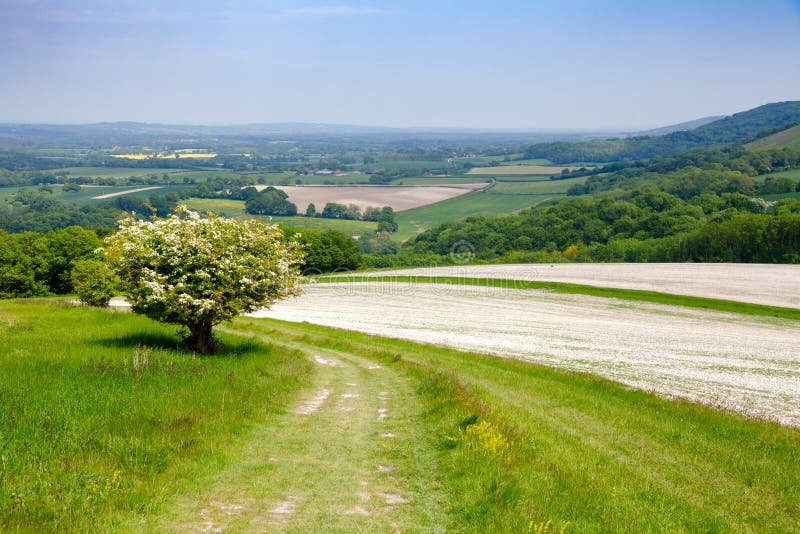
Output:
[
  {"xmin": 468, "ymin": 165, "xmax": 583, "ymax": 175},
  {"xmin": 111, "ymin": 152, "xmax": 218, "ymax": 160}
]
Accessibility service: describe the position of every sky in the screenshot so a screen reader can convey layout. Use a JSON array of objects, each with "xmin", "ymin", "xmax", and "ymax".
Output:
[{"xmin": 1, "ymin": 0, "xmax": 799, "ymax": 129}]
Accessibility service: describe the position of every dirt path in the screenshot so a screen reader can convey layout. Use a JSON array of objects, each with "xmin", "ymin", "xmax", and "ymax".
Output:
[{"xmin": 141, "ymin": 330, "xmax": 448, "ymax": 532}]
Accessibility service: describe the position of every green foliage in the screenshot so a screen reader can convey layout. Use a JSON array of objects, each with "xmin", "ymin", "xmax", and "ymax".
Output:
[
  {"xmin": 104, "ymin": 209, "xmax": 304, "ymax": 353},
  {"xmin": 320, "ymin": 202, "xmax": 361, "ymax": 220},
  {"xmin": 243, "ymin": 186, "xmax": 297, "ymax": 216},
  {"xmin": 71, "ymin": 259, "xmax": 119, "ymax": 306},
  {"xmin": 296, "ymin": 227, "xmax": 361, "ymax": 273},
  {"xmin": 0, "ymin": 226, "xmax": 103, "ymax": 297}
]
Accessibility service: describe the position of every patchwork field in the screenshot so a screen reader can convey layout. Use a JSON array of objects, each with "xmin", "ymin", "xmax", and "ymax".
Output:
[
  {"xmin": 468, "ymin": 165, "xmax": 585, "ymax": 175},
  {"xmin": 260, "ymin": 184, "xmax": 487, "ymax": 212},
  {"xmin": 255, "ymin": 283, "xmax": 800, "ymax": 426},
  {"xmin": 360, "ymin": 263, "xmax": 800, "ymax": 309},
  {"xmin": 182, "ymin": 197, "xmax": 378, "ymax": 236},
  {"xmin": 394, "ymin": 176, "xmax": 587, "ymax": 241}
]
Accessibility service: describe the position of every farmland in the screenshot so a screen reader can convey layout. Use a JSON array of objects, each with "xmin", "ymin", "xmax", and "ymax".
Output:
[
  {"xmin": 262, "ymin": 183, "xmax": 488, "ymax": 213},
  {"xmin": 356, "ymin": 263, "xmax": 800, "ymax": 309},
  {"xmin": 394, "ymin": 176, "xmax": 587, "ymax": 241},
  {"xmin": 468, "ymin": 164, "xmax": 586, "ymax": 175},
  {"xmin": 182, "ymin": 197, "xmax": 378, "ymax": 236},
  {"xmin": 257, "ymin": 282, "xmax": 800, "ymax": 426}
]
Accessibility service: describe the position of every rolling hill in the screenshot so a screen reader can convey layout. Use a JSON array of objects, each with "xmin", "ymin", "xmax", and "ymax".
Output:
[
  {"xmin": 745, "ymin": 122, "xmax": 800, "ymax": 151},
  {"xmin": 524, "ymin": 101, "xmax": 800, "ymax": 163}
]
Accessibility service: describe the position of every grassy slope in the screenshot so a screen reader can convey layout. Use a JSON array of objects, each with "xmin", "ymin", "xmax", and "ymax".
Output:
[
  {"xmin": 318, "ymin": 275, "xmax": 800, "ymax": 321},
  {"xmin": 3, "ymin": 300, "xmax": 800, "ymax": 531},
  {"xmin": 394, "ymin": 177, "xmax": 586, "ymax": 241},
  {"xmin": 0, "ymin": 300, "xmax": 311, "ymax": 531},
  {"xmin": 230, "ymin": 319, "xmax": 800, "ymax": 532},
  {"xmin": 745, "ymin": 123, "xmax": 800, "ymax": 151}
]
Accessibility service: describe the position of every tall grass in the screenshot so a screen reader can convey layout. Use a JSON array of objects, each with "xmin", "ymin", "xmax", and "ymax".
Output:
[{"xmin": 0, "ymin": 300, "xmax": 310, "ymax": 531}]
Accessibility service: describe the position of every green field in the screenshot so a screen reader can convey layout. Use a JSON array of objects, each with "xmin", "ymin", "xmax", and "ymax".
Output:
[
  {"xmin": 745, "ymin": 123, "xmax": 800, "ymax": 151},
  {"xmin": 394, "ymin": 177, "xmax": 587, "ymax": 241},
  {"xmin": 3, "ymin": 299, "xmax": 798, "ymax": 531},
  {"xmin": 55, "ymin": 167, "xmax": 184, "ymax": 179},
  {"xmin": 182, "ymin": 197, "xmax": 378, "ymax": 236},
  {"xmin": 468, "ymin": 165, "xmax": 577, "ymax": 176},
  {"xmin": 1, "ymin": 184, "xmax": 190, "ymax": 205},
  {"xmin": 766, "ymin": 168, "xmax": 800, "ymax": 180},
  {"xmin": 762, "ymin": 191, "xmax": 800, "ymax": 201},
  {"xmin": 393, "ymin": 176, "xmax": 492, "ymax": 186}
]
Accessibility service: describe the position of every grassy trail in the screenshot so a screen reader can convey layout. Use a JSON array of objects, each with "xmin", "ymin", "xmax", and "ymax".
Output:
[{"xmin": 135, "ymin": 328, "xmax": 450, "ymax": 532}]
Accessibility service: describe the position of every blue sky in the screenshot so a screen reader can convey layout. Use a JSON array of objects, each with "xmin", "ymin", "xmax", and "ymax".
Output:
[{"xmin": 1, "ymin": 0, "xmax": 799, "ymax": 128}]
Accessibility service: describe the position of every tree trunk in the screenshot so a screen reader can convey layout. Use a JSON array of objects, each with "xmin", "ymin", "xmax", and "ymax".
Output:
[{"xmin": 188, "ymin": 319, "xmax": 217, "ymax": 354}]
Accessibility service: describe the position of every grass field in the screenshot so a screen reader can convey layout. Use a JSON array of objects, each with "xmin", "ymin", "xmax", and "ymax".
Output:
[
  {"xmin": 762, "ymin": 191, "xmax": 800, "ymax": 201},
  {"xmin": 745, "ymin": 123, "xmax": 800, "ymax": 151},
  {"xmin": 765, "ymin": 168, "xmax": 800, "ymax": 180},
  {"xmin": 182, "ymin": 197, "xmax": 378, "ymax": 236},
  {"xmin": 393, "ymin": 176, "xmax": 492, "ymax": 186},
  {"xmin": 468, "ymin": 165, "xmax": 583, "ymax": 175},
  {"xmin": 55, "ymin": 167, "xmax": 181, "ymax": 178},
  {"xmin": 0, "ymin": 300, "xmax": 312, "ymax": 531},
  {"xmin": 4, "ymin": 299, "xmax": 799, "ymax": 531},
  {"xmin": 0, "ymin": 184, "xmax": 190, "ymax": 205},
  {"xmin": 394, "ymin": 177, "xmax": 586, "ymax": 241}
]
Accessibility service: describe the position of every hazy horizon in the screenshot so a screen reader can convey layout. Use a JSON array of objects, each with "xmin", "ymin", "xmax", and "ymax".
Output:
[{"xmin": 2, "ymin": 0, "xmax": 799, "ymax": 129}]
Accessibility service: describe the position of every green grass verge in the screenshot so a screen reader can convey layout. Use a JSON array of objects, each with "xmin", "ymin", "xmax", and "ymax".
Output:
[
  {"xmin": 237, "ymin": 318, "xmax": 800, "ymax": 532},
  {"xmin": 316, "ymin": 275, "xmax": 800, "ymax": 321},
  {"xmin": 0, "ymin": 300, "xmax": 311, "ymax": 531}
]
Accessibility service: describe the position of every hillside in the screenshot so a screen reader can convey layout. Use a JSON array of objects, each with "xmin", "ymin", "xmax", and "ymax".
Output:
[
  {"xmin": 745, "ymin": 122, "xmax": 800, "ymax": 151},
  {"xmin": 637, "ymin": 115, "xmax": 724, "ymax": 136},
  {"xmin": 525, "ymin": 101, "xmax": 800, "ymax": 163}
]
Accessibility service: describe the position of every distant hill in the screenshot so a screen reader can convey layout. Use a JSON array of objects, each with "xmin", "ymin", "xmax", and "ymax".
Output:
[
  {"xmin": 745, "ymin": 122, "xmax": 800, "ymax": 151},
  {"xmin": 525, "ymin": 101, "xmax": 800, "ymax": 163},
  {"xmin": 0, "ymin": 122, "xmax": 612, "ymax": 148},
  {"xmin": 637, "ymin": 116, "xmax": 724, "ymax": 137}
]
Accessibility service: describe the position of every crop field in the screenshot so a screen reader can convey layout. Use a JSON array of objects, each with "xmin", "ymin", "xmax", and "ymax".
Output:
[
  {"xmin": 54, "ymin": 167, "xmax": 184, "ymax": 179},
  {"xmin": 394, "ymin": 177, "xmax": 586, "ymax": 241},
  {"xmin": 262, "ymin": 184, "xmax": 487, "ymax": 213},
  {"xmin": 182, "ymin": 197, "xmax": 378, "ymax": 236},
  {"xmin": 0, "ymin": 184, "xmax": 186, "ymax": 205},
  {"xmin": 393, "ymin": 176, "xmax": 492, "ymax": 186},
  {"xmin": 257, "ymin": 282, "xmax": 800, "ymax": 426},
  {"xmin": 362, "ymin": 263, "xmax": 800, "ymax": 309},
  {"xmin": 468, "ymin": 165, "xmax": 584, "ymax": 175},
  {"xmin": 111, "ymin": 152, "xmax": 217, "ymax": 160}
]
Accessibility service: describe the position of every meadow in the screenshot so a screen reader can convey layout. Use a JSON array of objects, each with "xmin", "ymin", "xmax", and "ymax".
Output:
[{"xmin": 3, "ymin": 298, "xmax": 798, "ymax": 531}]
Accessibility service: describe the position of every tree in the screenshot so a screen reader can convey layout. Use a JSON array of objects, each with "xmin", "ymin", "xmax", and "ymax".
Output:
[
  {"xmin": 376, "ymin": 206, "xmax": 398, "ymax": 233},
  {"xmin": 244, "ymin": 187, "xmax": 297, "ymax": 216},
  {"xmin": 71, "ymin": 259, "xmax": 118, "ymax": 307},
  {"xmin": 305, "ymin": 202, "xmax": 317, "ymax": 217},
  {"xmin": 104, "ymin": 208, "xmax": 304, "ymax": 354}
]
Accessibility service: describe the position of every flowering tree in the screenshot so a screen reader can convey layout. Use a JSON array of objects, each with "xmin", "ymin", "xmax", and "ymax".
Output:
[{"xmin": 104, "ymin": 208, "xmax": 304, "ymax": 354}]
